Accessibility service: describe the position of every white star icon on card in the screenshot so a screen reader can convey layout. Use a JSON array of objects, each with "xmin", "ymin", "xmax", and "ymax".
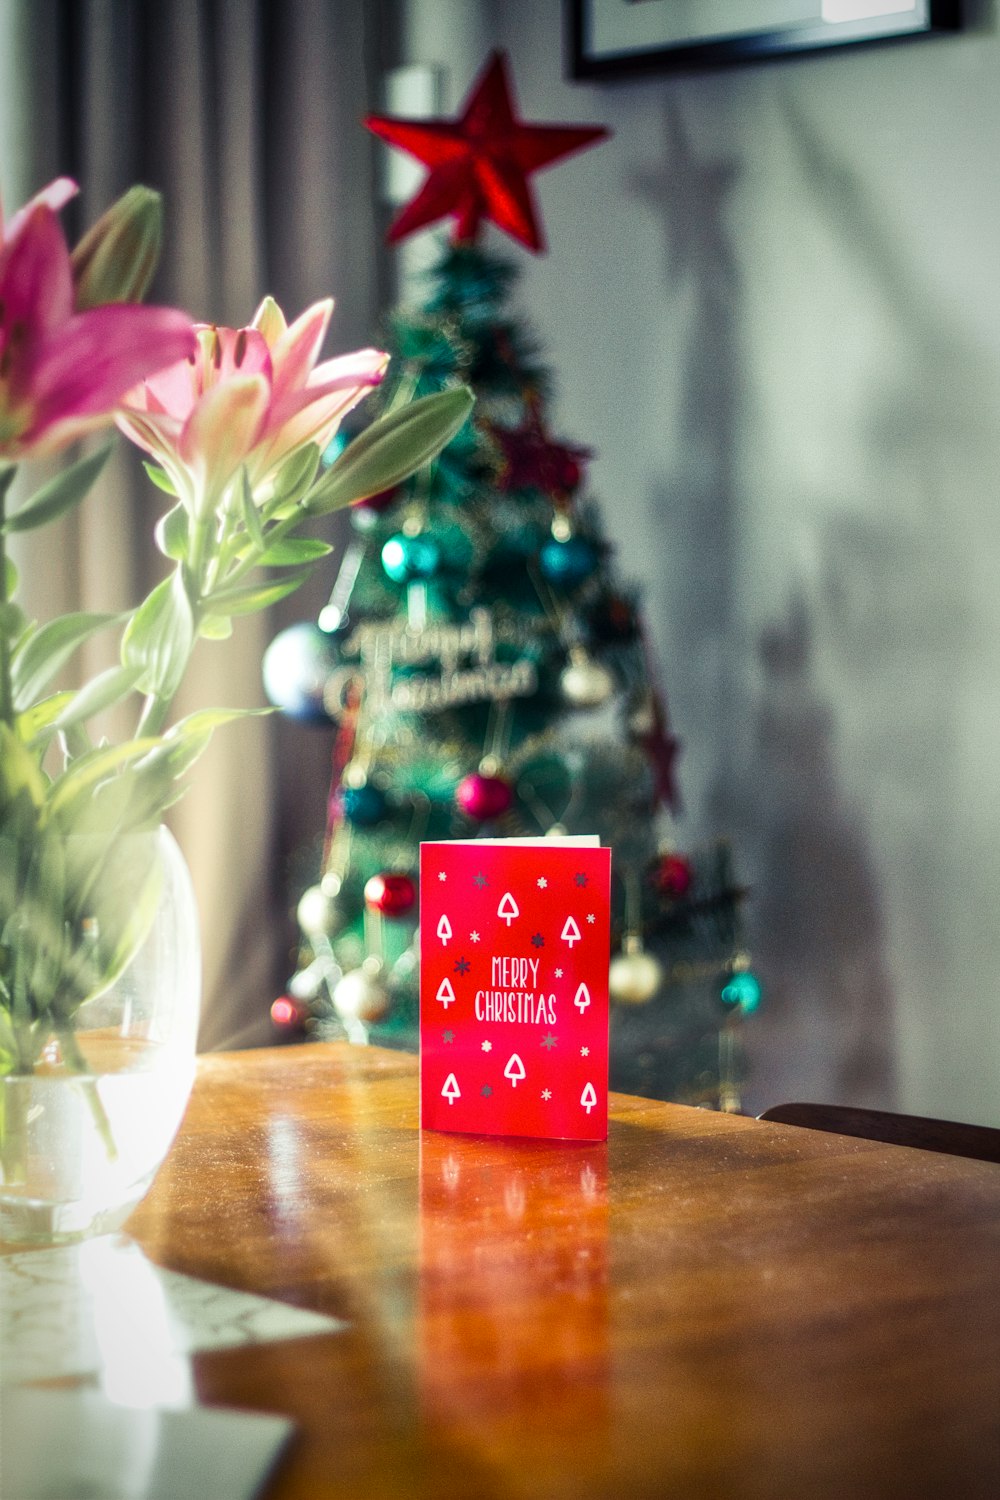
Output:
[
  {"xmin": 438, "ymin": 871, "xmax": 447, "ymax": 881},
  {"xmin": 482, "ymin": 1040, "xmax": 492, "ymax": 1052},
  {"xmin": 470, "ymin": 931, "xmax": 480, "ymax": 943},
  {"xmin": 554, "ymin": 967, "xmax": 563, "ymax": 978},
  {"xmin": 586, "ymin": 913, "xmax": 596, "ymax": 924},
  {"xmin": 542, "ymin": 1089, "xmax": 552, "ymax": 1100},
  {"xmin": 537, "ymin": 877, "xmax": 547, "ymax": 888},
  {"xmin": 581, "ymin": 1046, "xmax": 590, "ymax": 1057}
]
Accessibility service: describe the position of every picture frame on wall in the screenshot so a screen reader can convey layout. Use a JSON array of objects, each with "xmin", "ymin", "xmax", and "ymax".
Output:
[{"xmin": 567, "ymin": 1, "xmax": 961, "ymax": 78}]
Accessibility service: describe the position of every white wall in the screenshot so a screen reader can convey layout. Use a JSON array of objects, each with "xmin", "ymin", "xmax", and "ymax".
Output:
[{"xmin": 399, "ymin": 2, "xmax": 1000, "ymax": 1123}]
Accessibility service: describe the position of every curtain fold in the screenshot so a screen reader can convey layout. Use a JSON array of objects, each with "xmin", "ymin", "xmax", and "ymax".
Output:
[{"xmin": 3, "ymin": 0, "xmax": 384, "ymax": 1049}]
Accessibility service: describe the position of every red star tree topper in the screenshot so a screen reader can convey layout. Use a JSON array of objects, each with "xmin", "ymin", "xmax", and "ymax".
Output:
[{"xmin": 365, "ymin": 50, "xmax": 609, "ymax": 252}]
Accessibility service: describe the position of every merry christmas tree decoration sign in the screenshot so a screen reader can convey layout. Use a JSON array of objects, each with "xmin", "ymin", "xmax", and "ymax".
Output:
[{"xmin": 420, "ymin": 838, "xmax": 612, "ymax": 1141}]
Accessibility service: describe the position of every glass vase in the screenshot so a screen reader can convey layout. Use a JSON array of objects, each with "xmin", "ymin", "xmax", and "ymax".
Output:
[{"xmin": 0, "ymin": 827, "xmax": 201, "ymax": 1245}]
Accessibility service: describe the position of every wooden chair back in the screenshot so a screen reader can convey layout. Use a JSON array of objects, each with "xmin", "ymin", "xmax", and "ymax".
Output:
[{"xmin": 758, "ymin": 1102, "xmax": 1000, "ymax": 1165}]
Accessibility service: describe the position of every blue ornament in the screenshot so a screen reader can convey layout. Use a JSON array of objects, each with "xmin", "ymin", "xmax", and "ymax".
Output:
[
  {"xmin": 341, "ymin": 784, "xmax": 388, "ymax": 827},
  {"xmin": 262, "ymin": 623, "xmax": 339, "ymax": 724},
  {"xmin": 721, "ymin": 970, "xmax": 762, "ymax": 1014},
  {"xmin": 539, "ymin": 535, "xmax": 598, "ymax": 586},
  {"xmin": 381, "ymin": 532, "xmax": 441, "ymax": 583}
]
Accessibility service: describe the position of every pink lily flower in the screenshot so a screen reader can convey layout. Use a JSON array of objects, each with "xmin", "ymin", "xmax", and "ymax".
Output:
[
  {"xmin": 0, "ymin": 199, "xmax": 196, "ymax": 462},
  {"xmin": 116, "ymin": 296, "xmax": 388, "ymax": 514},
  {"xmin": 0, "ymin": 176, "xmax": 78, "ymax": 247}
]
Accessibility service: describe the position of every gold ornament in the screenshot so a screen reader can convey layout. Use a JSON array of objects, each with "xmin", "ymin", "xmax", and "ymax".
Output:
[
  {"xmin": 560, "ymin": 647, "xmax": 615, "ymax": 708},
  {"xmin": 609, "ymin": 935, "xmax": 663, "ymax": 1005}
]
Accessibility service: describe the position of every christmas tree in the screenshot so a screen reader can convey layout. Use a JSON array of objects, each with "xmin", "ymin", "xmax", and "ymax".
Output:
[{"xmin": 265, "ymin": 53, "xmax": 759, "ymax": 1108}]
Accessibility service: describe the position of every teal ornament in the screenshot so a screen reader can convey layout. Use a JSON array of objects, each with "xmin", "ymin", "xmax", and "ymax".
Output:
[
  {"xmin": 341, "ymin": 784, "xmax": 388, "ymax": 827},
  {"xmin": 381, "ymin": 532, "xmax": 441, "ymax": 583},
  {"xmin": 539, "ymin": 535, "xmax": 598, "ymax": 586},
  {"xmin": 721, "ymin": 970, "xmax": 762, "ymax": 1014}
]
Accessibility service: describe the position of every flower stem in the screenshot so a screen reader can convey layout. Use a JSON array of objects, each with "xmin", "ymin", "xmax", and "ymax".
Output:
[
  {"xmin": 57, "ymin": 1025, "xmax": 118, "ymax": 1162},
  {"xmin": 0, "ymin": 463, "xmax": 16, "ymax": 727}
]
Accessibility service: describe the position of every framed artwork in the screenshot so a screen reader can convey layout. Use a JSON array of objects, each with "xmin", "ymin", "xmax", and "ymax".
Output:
[{"xmin": 567, "ymin": 1, "xmax": 961, "ymax": 78}]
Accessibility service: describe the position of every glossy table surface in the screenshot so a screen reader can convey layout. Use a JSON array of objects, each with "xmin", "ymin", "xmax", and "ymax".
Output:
[{"xmin": 125, "ymin": 1043, "xmax": 1000, "ymax": 1499}]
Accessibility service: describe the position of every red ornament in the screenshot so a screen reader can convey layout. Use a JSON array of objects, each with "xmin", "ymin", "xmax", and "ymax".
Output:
[
  {"xmin": 364, "ymin": 871, "xmax": 417, "ymax": 917},
  {"xmin": 271, "ymin": 994, "xmax": 309, "ymax": 1031},
  {"xmin": 652, "ymin": 853, "xmax": 694, "ymax": 900},
  {"xmin": 455, "ymin": 771, "xmax": 513, "ymax": 821},
  {"xmin": 353, "ymin": 486, "xmax": 398, "ymax": 514},
  {"xmin": 365, "ymin": 51, "xmax": 609, "ymax": 252}
]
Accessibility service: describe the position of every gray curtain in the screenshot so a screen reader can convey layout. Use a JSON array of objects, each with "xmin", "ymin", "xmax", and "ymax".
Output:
[{"xmin": 2, "ymin": 0, "xmax": 387, "ymax": 1049}]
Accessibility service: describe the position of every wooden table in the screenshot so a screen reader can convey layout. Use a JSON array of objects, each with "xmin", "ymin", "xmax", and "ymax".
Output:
[{"xmin": 126, "ymin": 1043, "xmax": 1000, "ymax": 1499}]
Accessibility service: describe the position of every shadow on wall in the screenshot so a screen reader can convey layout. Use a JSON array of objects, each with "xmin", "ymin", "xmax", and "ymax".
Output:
[
  {"xmin": 746, "ymin": 595, "xmax": 896, "ymax": 1110},
  {"xmin": 629, "ymin": 104, "xmax": 743, "ymax": 818},
  {"xmin": 631, "ymin": 100, "xmax": 907, "ymax": 1111}
]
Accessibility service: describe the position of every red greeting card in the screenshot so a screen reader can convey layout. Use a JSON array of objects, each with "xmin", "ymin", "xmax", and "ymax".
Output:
[{"xmin": 419, "ymin": 837, "xmax": 612, "ymax": 1141}]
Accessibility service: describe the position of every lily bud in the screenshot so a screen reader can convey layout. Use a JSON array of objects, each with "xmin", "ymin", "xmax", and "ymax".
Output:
[{"xmin": 71, "ymin": 185, "xmax": 163, "ymax": 308}]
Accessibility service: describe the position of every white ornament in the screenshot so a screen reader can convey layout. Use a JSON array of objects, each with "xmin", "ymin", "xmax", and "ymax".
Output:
[
  {"xmin": 296, "ymin": 885, "xmax": 341, "ymax": 939},
  {"xmin": 574, "ymin": 982, "xmax": 591, "ymax": 1013},
  {"xmin": 580, "ymin": 1082, "xmax": 598, "ymax": 1114},
  {"xmin": 437, "ymin": 914, "xmax": 453, "ymax": 944},
  {"xmin": 332, "ymin": 968, "xmax": 389, "ymax": 1023}
]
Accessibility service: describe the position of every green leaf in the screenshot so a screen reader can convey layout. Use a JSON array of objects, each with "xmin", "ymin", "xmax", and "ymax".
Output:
[
  {"xmin": 17, "ymin": 691, "xmax": 75, "ymax": 745},
  {"xmin": 258, "ymin": 537, "xmax": 333, "ymax": 567},
  {"xmin": 206, "ymin": 569, "xmax": 314, "ymax": 616},
  {"xmin": 4, "ymin": 553, "xmax": 17, "ymax": 598},
  {"xmin": 60, "ymin": 828, "xmax": 163, "ymax": 1011},
  {"xmin": 138, "ymin": 706, "xmax": 269, "ymax": 783},
  {"xmin": 23, "ymin": 825, "xmax": 67, "ymax": 1009},
  {"xmin": 0, "ymin": 723, "xmax": 47, "ymax": 814},
  {"xmin": 121, "ymin": 571, "xmax": 194, "ymax": 698},
  {"xmin": 46, "ymin": 738, "xmax": 163, "ymax": 827},
  {"xmin": 48, "ymin": 664, "xmax": 144, "ymax": 734},
  {"xmin": 262, "ymin": 443, "xmax": 322, "ymax": 520},
  {"xmin": 4, "ymin": 444, "xmax": 112, "ymax": 532},
  {"xmin": 11, "ymin": 611, "xmax": 120, "ymax": 711},
  {"xmin": 0, "ymin": 464, "xmax": 16, "ymax": 508},
  {"xmin": 0, "ymin": 601, "xmax": 26, "ymax": 641},
  {"xmin": 143, "ymin": 462, "xmax": 177, "ymax": 496},
  {"xmin": 154, "ymin": 503, "xmax": 189, "ymax": 560},
  {"xmin": 198, "ymin": 614, "xmax": 233, "ymax": 641},
  {"xmin": 303, "ymin": 388, "xmax": 473, "ymax": 518},
  {"xmin": 240, "ymin": 468, "xmax": 265, "ymax": 550}
]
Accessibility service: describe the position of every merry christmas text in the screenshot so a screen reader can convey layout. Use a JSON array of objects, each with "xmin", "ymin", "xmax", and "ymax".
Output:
[{"xmin": 474, "ymin": 955, "xmax": 556, "ymax": 1024}]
